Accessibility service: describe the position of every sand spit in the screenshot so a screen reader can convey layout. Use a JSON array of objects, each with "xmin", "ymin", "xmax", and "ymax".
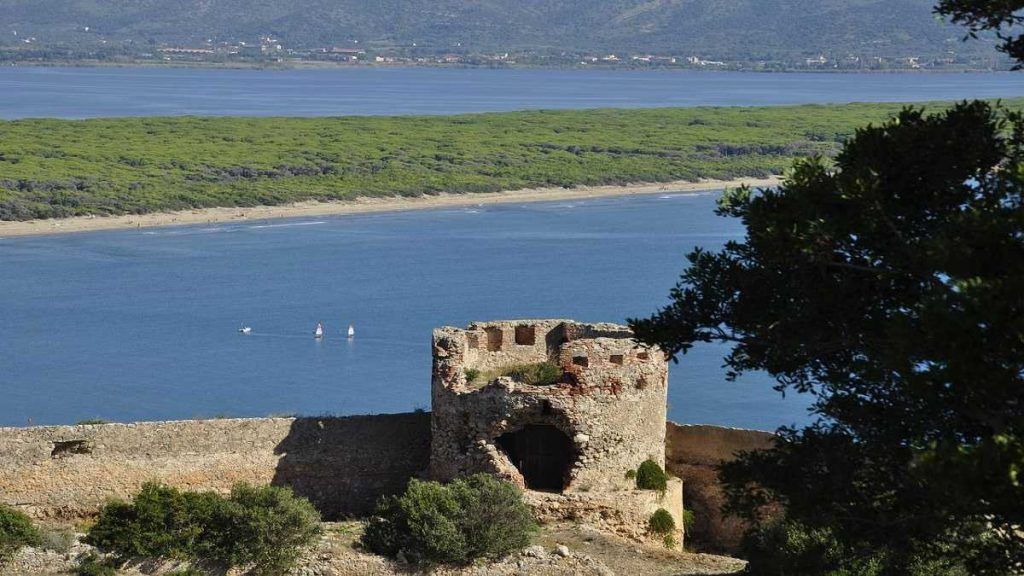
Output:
[{"xmin": 0, "ymin": 177, "xmax": 781, "ymax": 238}]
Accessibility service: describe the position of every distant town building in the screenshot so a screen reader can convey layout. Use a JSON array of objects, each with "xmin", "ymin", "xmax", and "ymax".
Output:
[
  {"xmin": 158, "ymin": 47, "xmax": 215, "ymax": 55},
  {"xmin": 686, "ymin": 55, "xmax": 725, "ymax": 66}
]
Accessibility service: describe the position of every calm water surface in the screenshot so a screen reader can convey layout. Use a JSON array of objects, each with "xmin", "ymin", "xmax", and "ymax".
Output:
[
  {"xmin": 6, "ymin": 66, "xmax": 1018, "ymax": 428},
  {"xmin": 2, "ymin": 67, "xmax": 1024, "ymax": 118},
  {"xmin": 0, "ymin": 192, "xmax": 812, "ymax": 429}
]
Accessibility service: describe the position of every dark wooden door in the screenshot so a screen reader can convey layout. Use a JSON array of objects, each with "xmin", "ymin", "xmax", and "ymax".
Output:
[{"xmin": 498, "ymin": 424, "xmax": 573, "ymax": 492}]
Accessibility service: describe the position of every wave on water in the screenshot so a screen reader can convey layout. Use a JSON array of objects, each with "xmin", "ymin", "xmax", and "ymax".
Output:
[
  {"xmin": 141, "ymin": 225, "xmax": 238, "ymax": 236},
  {"xmin": 245, "ymin": 332, "xmax": 314, "ymax": 340},
  {"xmin": 247, "ymin": 221, "xmax": 328, "ymax": 229},
  {"xmin": 659, "ymin": 191, "xmax": 715, "ymax": 199},
  {"xmin": 140, "ymin": 220, "xmax": 327, "ymax": 236}
]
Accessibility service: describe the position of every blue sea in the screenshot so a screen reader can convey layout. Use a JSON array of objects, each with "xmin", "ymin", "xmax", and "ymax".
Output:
[
  {"xmin": 2, "ymin": 66, "xmax": 1022, "ymax": 429},
  {"xmin": 0, "ymin": 192, "xmax": 812, "ymax": 429},
  {"xmin": 2, "ymin": 67, "xmax": 1024, "ymax": 119}
]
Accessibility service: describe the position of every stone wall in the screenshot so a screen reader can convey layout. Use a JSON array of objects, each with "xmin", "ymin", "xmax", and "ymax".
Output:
[
  {"xmin": 0, "ymin": 413, "xmax": 431, "ymax": 521},
  {"xmin": 429, "ymin": 319, "xmax": 677, "ymax": 547},
  {"xmin": 665, "ymin": 424, "xmax": 775, "ymax": 468},
  {"xmin": 665, "ymin": 423, "xmax": 776, "ymax": 552},
  {"xmin": 527, "ymin": 477, "xmax": 685, "ymax": 547},
  {"xmin": 0, "ymin": 412, "xmax": 770, "ymax": 548},
  {"xmin": 456, "ymin": 320, "xmax": 635, "ymax": 374},
  {"xmin": 430, "ymin": 320, "xmax": 668, "ymax": 493}
]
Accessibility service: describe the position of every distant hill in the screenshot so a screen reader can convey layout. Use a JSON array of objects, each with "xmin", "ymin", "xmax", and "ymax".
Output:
[{"xmin": 0, "ymin": 0, "xmax": 1001, "ymax": 64}]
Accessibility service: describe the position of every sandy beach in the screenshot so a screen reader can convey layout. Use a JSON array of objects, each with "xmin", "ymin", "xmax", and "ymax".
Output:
[{"xmin": 0, "ymin": 177, "xmax": 780, "ymax": 238}]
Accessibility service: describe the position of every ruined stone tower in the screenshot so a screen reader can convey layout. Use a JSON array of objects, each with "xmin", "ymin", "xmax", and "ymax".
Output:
[{"xmin": 429, "ymin": 319, "xmax": 682, "ymax": 544}]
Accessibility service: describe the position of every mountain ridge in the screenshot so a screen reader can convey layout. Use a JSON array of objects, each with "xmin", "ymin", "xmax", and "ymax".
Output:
[{"xmin": 0, "ymin": 0, "xmax": 1000, "ymax": 63}]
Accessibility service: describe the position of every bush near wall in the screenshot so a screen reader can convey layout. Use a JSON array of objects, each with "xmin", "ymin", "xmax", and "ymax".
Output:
[
  {"xmin": 635, "ymin": 459, "xmax": 669, "ymax": 492},
  {"xmin": 74, "ymin": 551, "xmax": 117, "ymax": 576},
  {"xmin": 649, "ymin": 508, "xmax": 676, "ymax": 535},
  {"xmin": 0, "ymin": 504, "xmax": 41, "ymax": 565},
  {"xmin": 86, "ymin": 482, "xmax": 321, "ymax": 575},
  {"xmin": 362, "ymin": 473, "xmax": 538, "ymax": 565},
  {"xmin": 505, "ymin": 362, "xmax": 563, "ymax": 387}
]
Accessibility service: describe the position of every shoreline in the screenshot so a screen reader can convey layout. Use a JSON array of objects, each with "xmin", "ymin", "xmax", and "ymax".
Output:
[
  {"xmin": 0, "ymin": 177, "xmax": 780, "ymax": 238},
  {"xmin": 3, "ymin": 60, "xmax": 1000, "ymax": 74}
]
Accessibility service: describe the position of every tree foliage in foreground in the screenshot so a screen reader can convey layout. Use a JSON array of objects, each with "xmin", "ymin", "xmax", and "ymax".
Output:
[
  {"xmin": 937, "ymin": 0, "xmax": 1024, "ymax": 65},
  {"xmin": 631, "ymin": 100, "xmax": 1024, "ymax": 575}
]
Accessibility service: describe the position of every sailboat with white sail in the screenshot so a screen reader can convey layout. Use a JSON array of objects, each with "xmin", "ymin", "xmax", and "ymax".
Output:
[
  {"xmin": 347, "ymin": 324, "xmax": 355, "ymax": 339},
  {"xmin": 314, "ymin": 321, "xmax": 325, "ymax": 339}
]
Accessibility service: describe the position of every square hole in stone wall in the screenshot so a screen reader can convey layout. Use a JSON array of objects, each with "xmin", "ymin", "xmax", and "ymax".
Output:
[
  {"xmin": 610, "ymin": 354, "xmax": 624, "ymax": 365},
  {"xmin": 486, "ymin": 327, "xmax": 504, "ymax": 352},
  {"xmin": 515, "ymin": 325, "xmax": 536, "ymax": 345},
  {"xmin": 51, "ymin": 439, "xmax": 93, "ymax": 458},
  {"xmin": 572, "ymin": 356, "xmax": 589, "ymax": 367},
  {"xmin": 637, "ymin": 352, "xmax": 649, "ymax": 360}
]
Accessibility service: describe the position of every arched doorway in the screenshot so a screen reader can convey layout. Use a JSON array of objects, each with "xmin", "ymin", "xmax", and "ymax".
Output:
[{"xmin": 496, "ymin": 424, "xmax": 574, "ymax": 492}]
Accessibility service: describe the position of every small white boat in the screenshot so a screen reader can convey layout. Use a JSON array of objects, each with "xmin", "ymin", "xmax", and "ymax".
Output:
[
  {"xmin": 347, "ymin": 324, "xmax": 355, "ymax": 339},
  {"xmin": 314, "ymin": 322, "xmax": 325, "ymax": 339},
  {"xmin": 238, "ymin": 326, "xmax": 252, "ymax": 334}
]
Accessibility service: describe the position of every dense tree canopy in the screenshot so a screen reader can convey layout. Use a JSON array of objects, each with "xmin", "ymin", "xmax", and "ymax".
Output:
[
  {"xmin": 937, "ymin": 0, "xmax": 1024, "ymax": 64},
  {"xmin": 631, "ymin": 100, "xmax": 1024, "ymax": 574}
]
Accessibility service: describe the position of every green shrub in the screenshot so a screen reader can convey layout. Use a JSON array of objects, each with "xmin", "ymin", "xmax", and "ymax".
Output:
[
  {"xmin": 76, "ymin": 419, "xmax": 110, "ymax": 425},
  {"xmin": 740, "ymin": 520, "xmax": 885, "ymax": 576},
  {"xmin": 649, "ymin": 508, "xmax": 676, "ymax": 535},
  {"xmin": 363, "ymin": 474, "xmax": 537, "ymax": 565},
  {"xmin": 86, "ymin": 482, "xmax": 320, "ymax": 575},
  {"xmin": 86, "ymin": 483, "xmax": 208, "ymax": 560},
  {"xmin": 39, "ymin": 528, "xmax": 76, "ymax": 554},
  {"xmin": 220, "ymin": 483, "xmax": 322, "ymax": 574},
  {"xmin": 624, "ymin": 469, "xmax": 637, "ymax": 480},
  {"xmin": 682, "ymin": 509, "xmax": 696, "ymax": 530},
  {"xmin": 0, "ymin": 504, "xmax": 41, "ymax": 564},
  {"xmin": 166, "ymin": 568, "xmax": 206, "ymax": 576},
  {"xmin": 506, "ymin": 362, "xmax": 563, "ymax": 386},
  {"xmin": 663, "ymin": 533, "xmax": 678, "ymax": 549},
  {"xmin": 469, "ymin": 362, "xmax": 564, "ymax": 387},
  {"xmin": 75, "ymin": 552, "xmax": 117, "ymax": 576},
  {"xmin": 740, "ymin": 520, "xmax": 970, "ymax": 576},
  {"xmin": 635, "ymin": 459, "xmax": 668, "ymax": 492}
]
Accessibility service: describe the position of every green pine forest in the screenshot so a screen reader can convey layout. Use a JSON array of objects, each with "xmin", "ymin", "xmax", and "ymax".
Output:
[{"xmin": 1, "ymin": 101, "xmax": 1014, "ymax": 220}]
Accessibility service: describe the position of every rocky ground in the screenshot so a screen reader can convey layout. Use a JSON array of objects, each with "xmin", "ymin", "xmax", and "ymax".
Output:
[{"xmin": 6, "ymin": 522, "xmax": 746, "ymax": 576}]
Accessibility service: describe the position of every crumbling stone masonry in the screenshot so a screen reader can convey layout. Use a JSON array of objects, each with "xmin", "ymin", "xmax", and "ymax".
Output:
[
  {"xmin": 0, "ymin": 319, "xmax": 691, "ymax": 549},
  {"xmin": 0, "ymin": 414, "xmax": 431, "ymax": 521},
  {"xmin": 429, "ymin": 319, "xmax": 683, "ymax": 545}
]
